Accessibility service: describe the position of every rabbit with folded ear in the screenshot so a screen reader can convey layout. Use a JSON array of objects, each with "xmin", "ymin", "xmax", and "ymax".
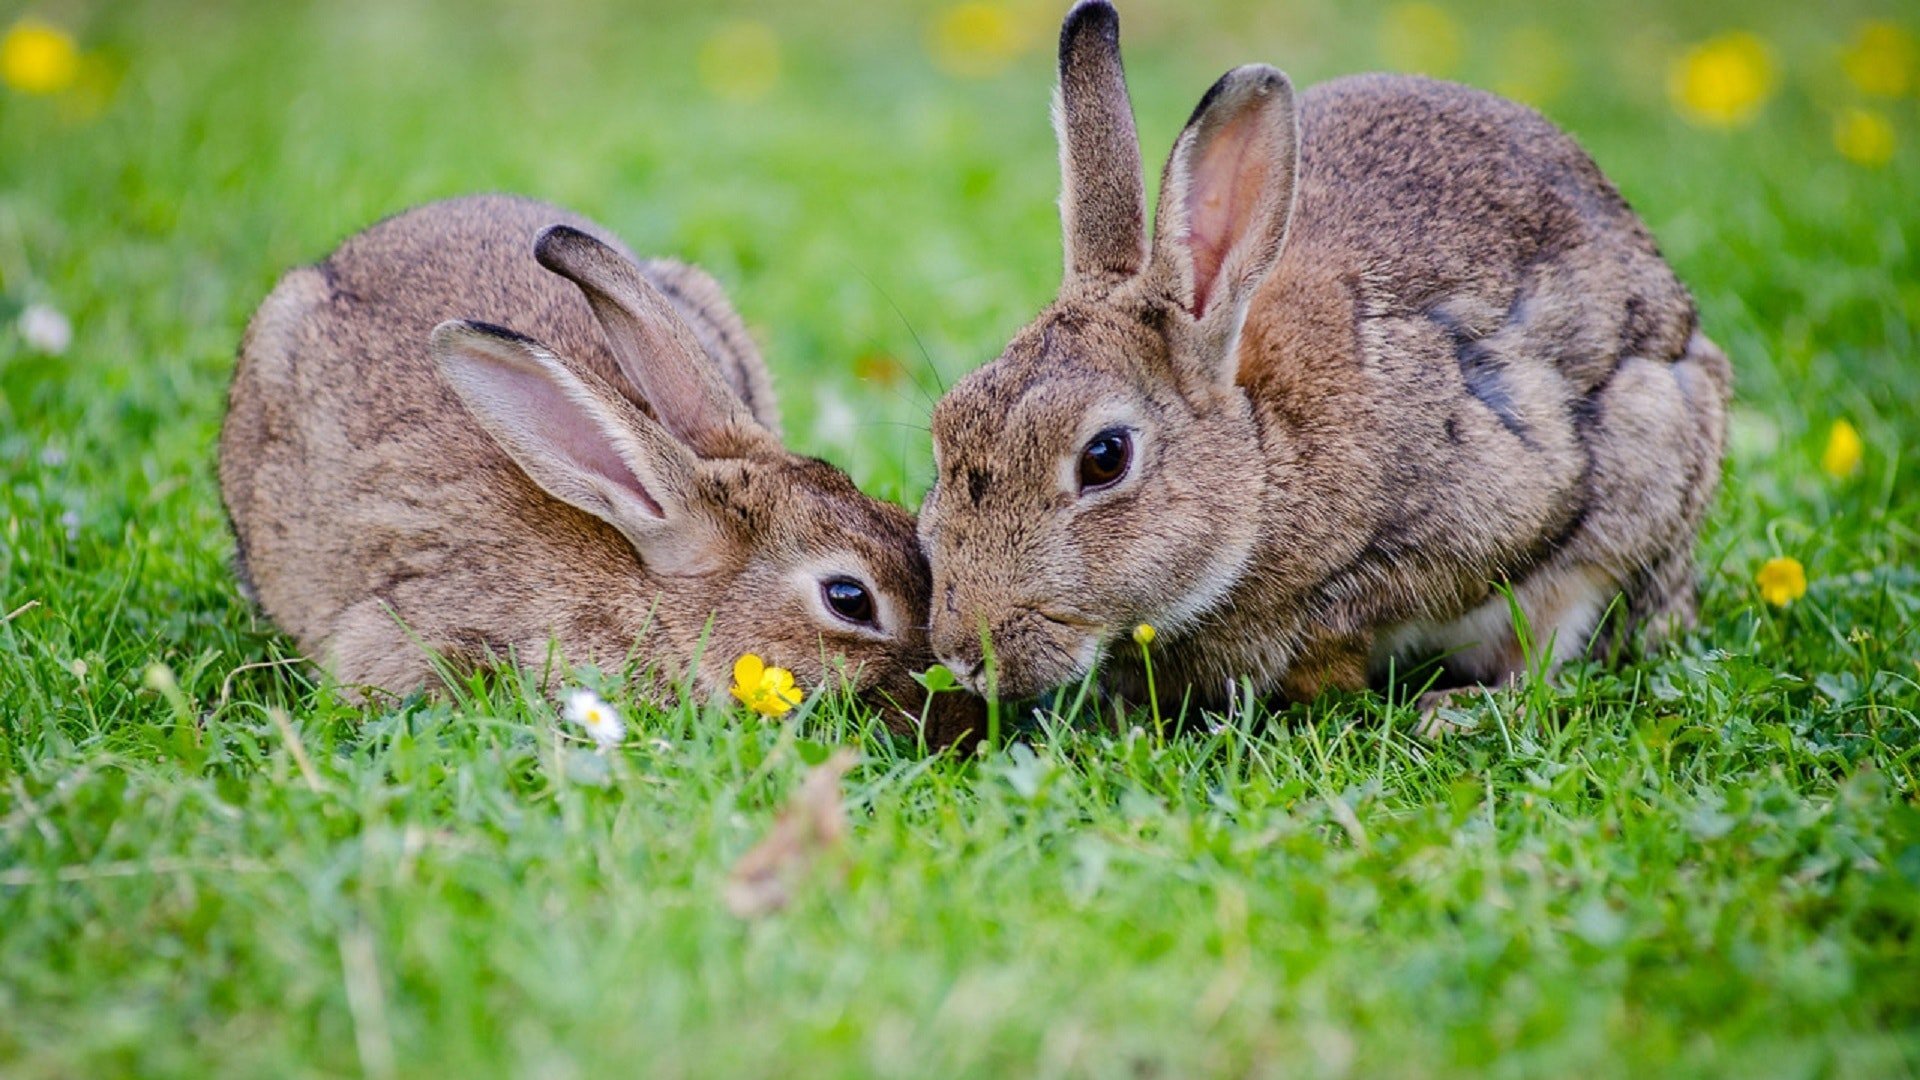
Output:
[
  {"xmin": 221, "ymin": 194, "xmax": 979, "ymax": 744},
  {"xmin": 919, "ymin": 1, "xmax": 1728, "ymax": 721}
]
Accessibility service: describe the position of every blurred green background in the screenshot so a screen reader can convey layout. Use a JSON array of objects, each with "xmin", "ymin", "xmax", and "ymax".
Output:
[
  {"xmin": 3, "ymin": 0, "xmax": 1915, "ymax": 504},
  {"xmin": 3, "ymin": 1, "xmax": 1917, "ymax": 1076}
]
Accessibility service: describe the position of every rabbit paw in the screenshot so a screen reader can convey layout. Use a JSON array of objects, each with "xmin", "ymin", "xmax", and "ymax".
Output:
[{"xmin": 1414, "ymin": 686, "xmax": 1498, "ymax": 739}]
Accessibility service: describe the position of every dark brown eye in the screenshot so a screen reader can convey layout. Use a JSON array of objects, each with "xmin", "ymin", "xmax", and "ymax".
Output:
[
  {"xmin": 822, "ymin": 578, "xmax": 877, "ymax": 626},
  {"xmin": 1078, "ymin": 428, "xmax": 1132, "ymax": 491}
]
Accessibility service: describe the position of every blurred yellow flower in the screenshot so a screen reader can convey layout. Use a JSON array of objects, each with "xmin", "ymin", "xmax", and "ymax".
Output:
[
  {"xmin": 699, "ymin": 20, "xmax": 781, "ymax": 104},
  {"xmin": 732, "ymin": 653, "xmax": 803, "ymax": 717},
  {"xmin": 1378, "ymin": 2, "xmax": 1463, "ymax": 77},
  {"xmin": 1755, "ymin": 556, "xmax": 1807, "ymax": 608},
  {"xmin": 1, "ymin": 17, "xmax": 79, "ymax": 95},
  {"xmin": 1833, "ymin": 107, "xmax": 1895, "ymax": 166},
  {"xmin": 1668, "ymin": 32, "xmax": 1774, "ymax": 128},
  {"xmin": 1842, "ymin": 21, "xmax": 1916, "ymax": 98},
  {"xmin": 1132, "ymin": 623, "xmax": 1156, "ymax": 647},
  {"xmin": 927, "ymin": 2, "xmax": 1033, "ymax": 79},
  {"xmin": 1821, "ymin": 418, "xmax": 1865, "ymax": 479}
]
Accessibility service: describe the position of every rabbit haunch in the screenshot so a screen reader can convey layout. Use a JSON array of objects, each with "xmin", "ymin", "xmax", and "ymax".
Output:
[{"xmin": 918, "ymin": 1, "xmax": 1729, "ymax": 712}]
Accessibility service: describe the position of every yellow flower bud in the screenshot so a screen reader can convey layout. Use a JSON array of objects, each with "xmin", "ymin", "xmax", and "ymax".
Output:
[
  {"xmin": 927, "ymin": 2, "xmax": 1034, "ymax": 79},
  {"xmin": 1821, "ymin": 419, "xmax": 1864, "ymax": 480},
  {"xmin": 1842, "ymin": 22, "xmax": 1916, "ymax": 98},
  {"xmin": 1833, "ymin": 109, "xmax": 1895, "ymax": 168},
  {"xmin": 1, "ymin": 18, "xmax": 79, "ymax": 95},
  {"xmin": 1668, "ymin": 32, "xmax": 1774, "ymax": 128},
  {"xmin": 1132, "ymin": 623, "xmax": 1156, "ymax": 647}
]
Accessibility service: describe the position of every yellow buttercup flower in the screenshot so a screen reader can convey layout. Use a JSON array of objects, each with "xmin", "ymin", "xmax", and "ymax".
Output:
[
  {"xmin": 927, "ymin": 2, "xmax": 1035, "ymax": 79},
  {"xmin": 1842, "ymin": 21, "xmax": 1916, "ymax": 98},
  {"xmin": 1132, "ymin": 623, "xmax": 1156, "ymax": 647},
  {"xmin": 698, "ymin": 19, "xmax": 780, "ymax": 104},
  {"xmin": 1669, "ymin": 32, "xmax": 1774, "ymax": 128},
  {"xmin": 732, "ymin": 653, "xmax": 804, "ymax": 717},
  {"xmin": 1833, "ymin": 108, "xmax": 1895, "ymax": 167},
  {"xmin": 2, "ymin": 18, "xmax": 79, "ymax": 95},
  {"xmin": 1755, "ymin": 557, "xmax": 1807, "ymax": 608},
  {"xmin": 1821, "ymin": 418, "xmax": 1865, "ymax": 479},
  {"xmin": 1378, "ymin": 2, "xmax": 1463, "ymax": 78}
]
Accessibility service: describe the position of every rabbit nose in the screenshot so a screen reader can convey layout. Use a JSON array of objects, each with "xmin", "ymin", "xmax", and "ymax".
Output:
[
  {"xmin": 931, "ymin": 630, "xmax": 985, "ymax": 691},
  {"xmin": 943, "ymin": 658, "xmax": 984, "ymax": 693},
  {"xmin": 936, "ymin": 651, "xmax": 984, "ymax": 691}
]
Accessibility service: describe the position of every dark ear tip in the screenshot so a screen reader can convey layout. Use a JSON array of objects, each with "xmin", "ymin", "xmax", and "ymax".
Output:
[
  {"xmin": 1059, "ymin": 0, "xmax": 1120, "ymax": 58},
  {"xmin": 533, "ymin": 224, "xmax": 599, "ymax": 273},
  {"xmin": 468, "ymin": 319, "xmax": 540, "ymax": 345},
  {"xmin": 1243, "ymin": 63, "xmax": 1292, "ymax": 93},
  {"xmin": 1186, "ymin": 69, "xmax": 1235, "ymax": 127},
  {"xmin": 1185, "ymin": 63, "xmax": 1294, "ymax": 128},
  {"xmin": 430, "ymin": 318, "xmax": 538, "ymax": 351}
]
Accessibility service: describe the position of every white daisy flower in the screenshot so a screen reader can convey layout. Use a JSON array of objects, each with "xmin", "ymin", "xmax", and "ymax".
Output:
[
  {"xmin": 563, "ymin": 689, "xmax": 625, "ymax": 751},
  {"xmin": 19, "ymin": 303, "xmax": 72, "ymax": 356}
]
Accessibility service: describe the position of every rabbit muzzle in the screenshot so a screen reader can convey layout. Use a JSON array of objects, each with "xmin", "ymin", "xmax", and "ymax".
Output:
[{"xmin": 930, "ymin": 600, "xmax": 1104, "ymax": 701}]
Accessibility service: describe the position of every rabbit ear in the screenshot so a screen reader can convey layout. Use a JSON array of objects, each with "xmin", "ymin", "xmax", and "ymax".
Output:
[
  {"xmin": 431, "ymin": 320, "xmax": 716, "ymax": 575},
  {"xmin": 1056, "ymin": 0, "xmax": 1148, "ymax": 285},
  {"xmin": 639, "ymin": 259, "xmax": 784, "ymax": 437},
  {"xmin": 1149, "ymin": 65, "xmax": 1299, "ymax": 355},
  {"xmin": 535, "ymin": 226, "xmax": 779, "ymax": 460}
]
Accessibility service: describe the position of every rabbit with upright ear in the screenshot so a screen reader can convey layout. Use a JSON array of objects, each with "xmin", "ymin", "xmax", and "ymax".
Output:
[
  {"xmin": 919, "ymin": 1, "xmax": 1729, "ymax": 721},
  {"xmin": 221, "ymin": 194, "xmax": 979, "ymax": 744}
]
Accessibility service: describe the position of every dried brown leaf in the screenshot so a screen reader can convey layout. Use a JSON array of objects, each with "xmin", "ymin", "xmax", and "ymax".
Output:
[{"xmin": 723, "ymin": 749, "xmax": 857, "ymax": 918}]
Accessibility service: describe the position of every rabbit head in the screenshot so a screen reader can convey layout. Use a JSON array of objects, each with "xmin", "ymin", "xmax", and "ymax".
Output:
[{"xmin": 920, "ymin": 1, "xmax": 1299, "ymax": 698}]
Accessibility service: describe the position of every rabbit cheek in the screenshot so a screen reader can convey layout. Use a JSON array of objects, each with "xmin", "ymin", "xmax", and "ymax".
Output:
[{"xmin": 1073, "ymin": 413, "xmax": 1261, "ymax": 636}]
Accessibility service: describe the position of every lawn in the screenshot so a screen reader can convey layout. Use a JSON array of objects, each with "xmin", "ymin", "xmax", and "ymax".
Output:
[{"xmin": 3, "ymin": 0, "xmax": 1918, "ymax": 1076}]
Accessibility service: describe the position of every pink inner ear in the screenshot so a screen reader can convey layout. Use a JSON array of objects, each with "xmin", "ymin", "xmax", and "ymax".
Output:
[
  {"xmin": 1184, "ymin": 107, "xmax": 1273, "ymax": 318},
  {"xmin": 494, "ymin": 361, "xmax": 664, "ymax": 519}
]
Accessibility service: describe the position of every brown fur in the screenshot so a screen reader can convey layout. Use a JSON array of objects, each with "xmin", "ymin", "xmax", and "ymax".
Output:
[
  {"xmin": 920, "ymin": 2, "xmax": 1729, "ymax": 711},
  {"xmin": 221, "ymin": 194, "xmax": 979, "ymax": 743}
]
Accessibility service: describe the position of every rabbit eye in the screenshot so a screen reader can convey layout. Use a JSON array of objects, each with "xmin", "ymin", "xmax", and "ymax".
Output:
[
  {"xmin": 1078, "ymin": 428, "xmax": 1132, "ymax": 491},
  {"xmin": 822, "ymin": 578, "xmax": 877, "ymax": 627}
]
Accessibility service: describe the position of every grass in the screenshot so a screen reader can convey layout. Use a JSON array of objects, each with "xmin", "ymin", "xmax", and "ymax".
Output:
[{"xmin": 3, "ymin": 0, "xmax": 1918, "ymax": 1075}]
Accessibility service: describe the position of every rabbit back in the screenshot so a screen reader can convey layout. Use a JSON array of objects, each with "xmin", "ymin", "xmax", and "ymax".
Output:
[
  {"xmin": 1240, "ymin": 75, "xmax": 1727, "ymax": 681},
  {"xmin": 224, "ymin": 197, "xmax": 635, "ymax": 674}
]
